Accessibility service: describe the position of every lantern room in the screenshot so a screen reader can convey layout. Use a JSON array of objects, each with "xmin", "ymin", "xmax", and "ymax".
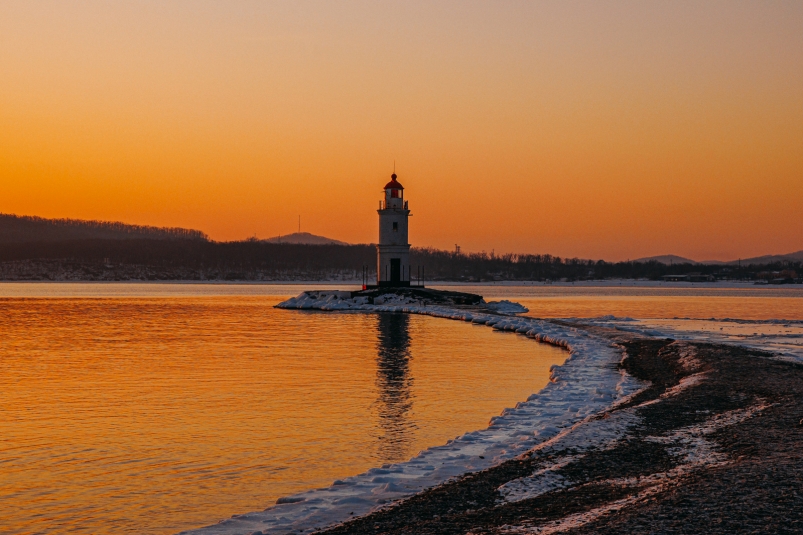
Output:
[{"xmin": 383, "ymin": 174, "xmax": 406, "ymax": 210}]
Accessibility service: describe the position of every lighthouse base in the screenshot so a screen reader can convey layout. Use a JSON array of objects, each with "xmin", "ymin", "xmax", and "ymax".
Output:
[
  {"xmin": 370, "ymin": 280, "xmax": 412, "ymax": 289},
  {"xmin": 352, "ymin": 287, "xmax": 483, "ymax": 306},
  {"xmin": 376, "ymin": 244, "xmax": 411, "ymax": 288}
]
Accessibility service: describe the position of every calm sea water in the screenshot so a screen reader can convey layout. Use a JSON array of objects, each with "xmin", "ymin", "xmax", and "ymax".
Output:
[
  {"xmin": 445, "ymin": 283, "xmax": 803, "ymax": 320},
  {"xmin": 0, "ymin": 285, "xmax": 564, "ymax": 535},
  {"xmin": 1, "ymin": 282, "xmax": 800, "ymax": 535}
]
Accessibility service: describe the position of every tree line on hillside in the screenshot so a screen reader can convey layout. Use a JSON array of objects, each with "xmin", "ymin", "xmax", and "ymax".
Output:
[
  {"xmin": 0, "ymin": 239, "xmax": 799, "ymax": 282},
  {"xmin": 410, "ymin": 248, "xmax": 799, "ymax": 282},
  {"xmin": 0, "ymin": 240, "xmax": 374, "ymax": 280},
  {"xmin": 0, "ymin": 214, "xmax": 207, "ymax": 243}
]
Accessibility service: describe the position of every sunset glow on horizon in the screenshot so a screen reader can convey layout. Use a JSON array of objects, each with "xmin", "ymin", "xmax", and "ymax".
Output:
[{"xmin": 1, "ymin": 1, "xmax": 801, "ymax": 261}]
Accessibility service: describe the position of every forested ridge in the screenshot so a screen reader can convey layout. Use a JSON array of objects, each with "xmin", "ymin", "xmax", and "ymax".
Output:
[
  {"xmin": 0, "ymin": 213, "xmax": 798, "ymax": 281},
  {"xmin": 0, "ymin": 238, "xmax": 799, "ymax": 282},
  {"xmin": 0, "ymin": 213, "xmax": 207, "ymax": 243}
]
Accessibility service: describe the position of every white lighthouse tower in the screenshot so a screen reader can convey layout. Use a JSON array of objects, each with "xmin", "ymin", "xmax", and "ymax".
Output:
[{"xmin": 376, "ymin": 173, "xmax": 411, "ymax": 287}]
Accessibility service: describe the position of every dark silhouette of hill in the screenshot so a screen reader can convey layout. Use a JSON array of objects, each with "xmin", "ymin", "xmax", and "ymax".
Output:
[
  {"xmin": 0, "ymin": 239, "xmax": 798, "ymax": 282},
  {"xmin": 723, "ymin": 250, "xmax": 803, "ymax": 265},
  {"xmin": 0, "ymin": 213, "xmax": 207, "ymax": 243},
  {"xmin": 0, "ymin": 239, "xmax": 376, "ymax": 281},
  {"xmin": 636, "ymin": 251, "xmax": 803, "ymax": 265},
  {"xmin": 0, "ymin": 214, "xmax": 798, "ymax": 282},
  {"xmin": 633, "ymin": 254, "xmax": 698, "ymax": 265},
  {"xmin": 263, "ymin": 232, "xmax": 348, "ymax": 245}
]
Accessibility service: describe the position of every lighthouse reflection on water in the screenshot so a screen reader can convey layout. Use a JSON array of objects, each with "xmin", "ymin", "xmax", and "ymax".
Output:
[
  {"xmin": 374, "ymin": 312, "xmax": 416, "ymax": 461},
  {"xmin": 372, "ymin": 172, "xmax": 416, "ymax": 461}
]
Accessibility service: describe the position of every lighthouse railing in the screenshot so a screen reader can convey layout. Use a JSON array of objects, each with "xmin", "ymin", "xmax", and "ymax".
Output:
[{"xmin": 379, "ymin": 200, "xmax": 409, "ymax": 210}]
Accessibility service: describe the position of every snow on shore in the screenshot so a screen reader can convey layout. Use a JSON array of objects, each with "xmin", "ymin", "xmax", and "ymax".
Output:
[
  {"xmin": 587, "ymin": 316, "xmax": 803, "ymax": 363},
  {"xmin": 497, "ymin": 401, "xmax": 771, "ymax": 535},
  {"xmin": 182, "ymin": 293, "xmax": 645, "ymax": 535}
]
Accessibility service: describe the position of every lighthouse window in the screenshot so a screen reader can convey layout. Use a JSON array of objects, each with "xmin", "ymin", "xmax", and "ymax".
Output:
[
  {"xmin": 392, "ymin": 222, "xmax": 398, "ymax": 232},
  {"xmin": 391, "ymin": 189, "xmax": 401, "ymax": 198}
]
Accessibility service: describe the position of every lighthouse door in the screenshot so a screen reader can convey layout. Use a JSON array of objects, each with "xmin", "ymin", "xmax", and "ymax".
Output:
[{"xmin": 390, "ymin": 258, "xmax": 401, "ymax": 285}]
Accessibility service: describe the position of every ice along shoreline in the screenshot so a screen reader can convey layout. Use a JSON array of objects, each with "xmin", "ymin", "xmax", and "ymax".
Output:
[{"xmin": 182, "ymin": 290, "xmax": 646, "ymax": 535}]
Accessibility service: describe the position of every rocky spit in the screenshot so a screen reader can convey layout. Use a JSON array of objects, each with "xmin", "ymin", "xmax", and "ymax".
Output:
[{"xmin": 317, "ymin": 333, "xmax": 803, "ymax": 535}]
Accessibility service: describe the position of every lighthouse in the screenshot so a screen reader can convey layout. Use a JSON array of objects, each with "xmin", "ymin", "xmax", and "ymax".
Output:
[{"xmin": 376, "ymin": 173, "xmax": 411, "ymax": 287}]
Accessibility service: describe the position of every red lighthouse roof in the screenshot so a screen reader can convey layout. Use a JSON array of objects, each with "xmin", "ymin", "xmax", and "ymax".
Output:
[{"xmin": 384, "ymin": 173, "xmax": 404, "ymax": 190}]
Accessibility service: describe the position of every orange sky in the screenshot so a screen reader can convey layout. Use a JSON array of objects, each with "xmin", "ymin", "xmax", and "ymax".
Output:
[{"xmin": 1, "ymin": 1, "xmax": 801, "ymax": 261}]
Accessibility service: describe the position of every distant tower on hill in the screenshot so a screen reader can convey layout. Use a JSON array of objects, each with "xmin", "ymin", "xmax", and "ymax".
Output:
[{"xmin": 377, "ymin": 173, "xmax": 411, "ymax": 287}]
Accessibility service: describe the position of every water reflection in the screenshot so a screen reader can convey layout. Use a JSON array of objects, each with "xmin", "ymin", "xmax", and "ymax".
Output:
[{"xmin": 374, "ymin": 312, "xmax": 416, "ymax": 461}]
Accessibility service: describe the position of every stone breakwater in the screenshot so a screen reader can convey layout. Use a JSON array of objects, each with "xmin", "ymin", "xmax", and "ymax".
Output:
[
  {"xmin": 277, "ymin": 289, "xmax": 529, "ymax": 315},
  {"xmin": 181, "ymin": 293, "xmax": 644, "ymax": 535}
]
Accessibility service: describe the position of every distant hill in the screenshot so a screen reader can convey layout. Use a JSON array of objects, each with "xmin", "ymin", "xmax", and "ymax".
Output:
[
  {"xmin": 635, "ymin": 251, "xmax": 803, "ymax": 266},
  {"xmin": 724, "ymin": 250, "xmax": 803, "ymax": 265},
  {"xmin": 262, "ymin": 232, "xmax": 349, "ymax": 246},
  {"xmin": 0, "ymin": 213, "xmax": 208, "ymax": 243},
  {"xmin": 632, "ymin": 254, "xmax": 698, "ymax": 265}
]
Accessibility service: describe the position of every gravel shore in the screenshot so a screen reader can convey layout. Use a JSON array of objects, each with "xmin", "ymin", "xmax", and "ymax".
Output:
[{"xmin": 319, "ymin": 333, "xmax": 803, "ymax": 534}]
